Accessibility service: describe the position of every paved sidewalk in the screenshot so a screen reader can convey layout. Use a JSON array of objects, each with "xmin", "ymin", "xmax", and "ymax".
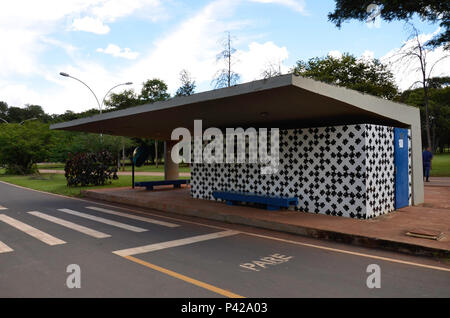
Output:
[
  {"xmin": 424, "ymin": 177, "xmax": 450, "ymax": 188},
  {"xmin": 82, "ymin": 180, "xmax": 450, "ymax": 258}
]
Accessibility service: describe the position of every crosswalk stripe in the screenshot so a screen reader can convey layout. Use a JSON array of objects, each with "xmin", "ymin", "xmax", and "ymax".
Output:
[
  {"xmin": 113, "ymin": 230, "xmax": 239, "ymax": 257},
  {"xmin": 0, "ymin": 205, "xmax": 7, "ymax": 210},
  {"xmin": 57, "ymin": 209, "xmax": 147, "ymax": 233},
  {"xmin": 0, "ymin": 241, "xmax": 13, "ymax": 253},
  {"xmin": 28, "ymin": 211, "xmax": 111, "ymax": 239},
  {"xmin": 0, "ymin": 214, "xmax": 66, "ymax": 246},
  {"xmin": 86, "ymin": 206, "xmax": 179, "ymax": 228}
]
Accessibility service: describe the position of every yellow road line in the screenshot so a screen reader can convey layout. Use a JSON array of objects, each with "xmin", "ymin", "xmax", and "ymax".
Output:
[{"xmin": 123, "ymin": 255, "xmax": 245, "ymax": 298}]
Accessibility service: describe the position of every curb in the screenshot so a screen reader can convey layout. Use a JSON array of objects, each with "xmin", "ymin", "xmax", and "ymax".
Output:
[{"xmin": 82, "ymin": 190, "xmax": 450, "ymax": 259}]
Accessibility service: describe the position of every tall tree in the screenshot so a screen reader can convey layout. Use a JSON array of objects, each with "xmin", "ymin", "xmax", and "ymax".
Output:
[
  {"xmin": 328, "ymin": 0, "xmax": 450, "ymax": 49},
  {"xmin": 292, "ymin": 53, "xmax": 398, "ymax": 99},
  {"xmin": 212, "ymin": 32, "xmax": 240, "ymax": 88},
  {"xmin": 396, "ymin": 78, "xmax": 450, "ymax": 152},
  {"xmin": 104, "ymin": 89, "xmax": 138, "ymax": 111},
  {"xmin": 389, "ymin": 24, "xmax": 450, "ymax": 149},
  {"xmin": 138, "ymin": 79, "xmax": 170, "ymax": 104},
  {"xmin": 176, "ymin": 69, "xmax": 196, "ymax": 97}
]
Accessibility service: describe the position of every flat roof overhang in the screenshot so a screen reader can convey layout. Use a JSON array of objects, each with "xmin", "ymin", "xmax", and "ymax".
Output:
[{"xmin": 51, "ymin": 74, "xmax": 420, "ymax": 139}]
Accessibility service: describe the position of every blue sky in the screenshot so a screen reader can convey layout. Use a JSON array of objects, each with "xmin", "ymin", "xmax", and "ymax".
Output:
[{"xmin": 0, "ymin": 0, "xmax": 447, "ymax": 114}]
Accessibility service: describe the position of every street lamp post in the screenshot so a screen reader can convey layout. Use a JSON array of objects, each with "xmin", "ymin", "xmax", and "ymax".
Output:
[
  {"xmin": 101, "ymin": 82, "xmax": 133, "ymax": 111},
  {"xmin": 59, "ymin": 72, "xmax": 102, "ymax": 114},
  {"xmin": 60, "ymin": 71, "xmax": 133, "ymax": 164},
  {"xmin": 59, "ymin": 72, "xmax": 132, "ymax": 114}
]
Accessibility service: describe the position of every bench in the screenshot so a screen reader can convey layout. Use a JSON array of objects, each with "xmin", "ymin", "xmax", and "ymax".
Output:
[
  {"xmin": 212, "ymin": 191, "xmax": 298, "ymax": 211},
  {"xmin": 134, "ymin": 179, "xmax": 189, "ymax": 190}
]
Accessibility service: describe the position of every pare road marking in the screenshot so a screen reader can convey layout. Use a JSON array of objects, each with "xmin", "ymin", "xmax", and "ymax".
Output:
[{"xmin": 240, "ymin": 253, "xmax": 293, "ymax": 272}]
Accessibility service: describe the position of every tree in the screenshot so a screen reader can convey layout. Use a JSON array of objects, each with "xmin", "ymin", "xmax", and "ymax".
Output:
[
  {"xmin": 0, "ymin": 101, "xmax": 7, "ymax": 119},
  {"xmin": 328, "ymin": 0, "xmax": 450, "ymax": 49},
  {"xmin": 104, "ymin": 89, "xmax": 138, "ymax": 111},
  {"xmin": 176, "ymin": 70, "xmax": 196, "ymax": 97},
  {"xmin": 138, "ymin": 79, "xmax": 170, "ymax": 104},
  {"xmin": 212, "ymin": 32, "xmax": 240, "ymax": 88},
  {"xmin": 0, "ymin": 122, "xmax": 53, "ymax": 174},
  {"xmin": 292, "ymin": 53, "xmax": 398, "ymax": 99},
  {"xmin": 396, "ymin": 78, "xmax": 450, "ymax": 152},
  {"xmin": 388, "ymin": 24, "xmax": 450, "ymax": 149},
  {"xmin": 261, "ymin": 61, "xmax": 283, "ymax": 79},
  {"xmin": 51, "ymin": 108, "xmax": 100, "ymax": 123}
]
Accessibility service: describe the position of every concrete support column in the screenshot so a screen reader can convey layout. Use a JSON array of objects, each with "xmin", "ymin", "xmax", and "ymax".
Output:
[
  {"xmin": 164, "ymin": 140, "xmax": 179, "ymax": 180},
  {"xmin": 410, "ymin": 113, "xmax": 425, "ymax": 205}
]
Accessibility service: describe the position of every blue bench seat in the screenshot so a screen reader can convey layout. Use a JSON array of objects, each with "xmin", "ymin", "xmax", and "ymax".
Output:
[
  {"xmin": 134, "ymin": 179, "xmax": 189, "ymax": 190},
  {"xmin": 212, "ymin": 191, "xmax": 298, "ymax": 211}
]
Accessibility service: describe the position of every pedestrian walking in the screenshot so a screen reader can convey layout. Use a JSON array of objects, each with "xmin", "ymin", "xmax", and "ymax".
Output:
[{"xmin": 422, "ymin": 147, "xmax": 433, "ymax": 182}]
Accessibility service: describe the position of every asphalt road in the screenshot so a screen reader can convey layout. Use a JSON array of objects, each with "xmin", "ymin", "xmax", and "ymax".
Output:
[{"xmin": 0, "ymin": 180, "xmax": 449, "ymax": 298}]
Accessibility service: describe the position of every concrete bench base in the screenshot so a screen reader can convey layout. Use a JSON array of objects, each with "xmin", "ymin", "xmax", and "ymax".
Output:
[{"xmin": 135, "ymin": 179, "xmax": 189, "ymax": 191}]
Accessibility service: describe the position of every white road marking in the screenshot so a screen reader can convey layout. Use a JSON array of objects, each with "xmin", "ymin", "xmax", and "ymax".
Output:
[
  {"xmin": 57, "ymin": 208, "xmax": 147, "ymax": 233},
  {"xmin": 0, "ymin": 241, "xmax": 13, "ymax": 253},
  {"xmin": 86, "ymin": 206, "xmax": 179, "ymax": 228},
  {"xmin": 0, "ymin": 205, "xmax": 7, "ymax": 210},
  {"xmin": 0, "ymin": 214, "xmax": 66, "ymax": 246},
  {"xmin": 113, "ymin": 230, "xmax": 239, "ymax": 257},
  {"xmin": 28, "ymin": 211, "xmax": 111, "ymax": 239}
]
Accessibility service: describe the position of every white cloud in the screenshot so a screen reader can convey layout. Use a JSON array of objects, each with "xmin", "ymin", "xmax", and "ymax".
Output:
[
  {"xmin": 69, "ymin": 0, "xmax": 165, "ymax": 34},
  {"xmin": 249, "ymin": 0, "xmax": 307, "ymax": 14},
  {"xmin": 0, "ymin": 0, "xmax": 294, "ymax": 114},
  {"xmin": 71, "ymin": 16, "xmax": 110, "ymax": 34},
  {"xmin": 360, "ymin": 50, "xmax": 375, "ymax": 61},
  {"xmin": 327, "ymin": 50, "xmax": 342, "ymax": 59},
  {"xmin": 236, "ymin": 41, "xmax": 289, "ymax": 81},
  {"xmin": 119, "ymin": 0, "xmax": 290, "ymax": 94},
  {"xmin": 97, "ymin": 44, "xmax": 140, "ymax": 59}
]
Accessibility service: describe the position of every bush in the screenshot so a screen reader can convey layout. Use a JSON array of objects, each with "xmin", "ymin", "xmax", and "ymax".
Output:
[{"xmin": 65, "ymin": 151, "xmax": 118, "ymax": 187}]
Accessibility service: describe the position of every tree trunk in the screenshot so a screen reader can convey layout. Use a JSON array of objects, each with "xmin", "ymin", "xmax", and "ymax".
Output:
[
  {"xmin": 423, "ymin": 84, "xmax": 433, "ymax": 150},
  {"xmin": 122, "ymin": 139, "xmax": 125, "ymax": 172},
  {"xmin": 155, "ymin": 140, "xmax": 158, "ymax": 168}
]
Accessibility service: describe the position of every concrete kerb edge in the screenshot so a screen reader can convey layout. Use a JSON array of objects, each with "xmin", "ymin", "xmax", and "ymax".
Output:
[{"xmin": 81, "ymin": 190, "xmax": 450, "ymax": 259}]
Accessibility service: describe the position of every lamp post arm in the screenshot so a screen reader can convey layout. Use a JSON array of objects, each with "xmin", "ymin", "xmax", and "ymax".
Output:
[
  {"xmin": 102, "ymin": 83, "xmax": 127, "ymax": 111},
  {"xmin": 68, "ymin": 75, "xmax": 102, "ymax": 114}
]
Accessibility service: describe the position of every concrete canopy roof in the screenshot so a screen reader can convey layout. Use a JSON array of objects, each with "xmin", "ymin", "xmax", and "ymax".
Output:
[{"xmin": 51, "ymin": 74, "xmax": 419, "ymax": 139}]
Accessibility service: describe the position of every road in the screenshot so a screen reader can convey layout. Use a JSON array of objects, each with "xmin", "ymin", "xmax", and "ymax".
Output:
[{"xmin": 0, "ymin": 180, "xmax": 449, "ymax": 298}]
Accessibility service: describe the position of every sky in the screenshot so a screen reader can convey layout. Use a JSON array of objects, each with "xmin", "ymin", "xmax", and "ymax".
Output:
[{"xmin": 0, "ymin": 0, "xmax": 449, "ymax": 115}]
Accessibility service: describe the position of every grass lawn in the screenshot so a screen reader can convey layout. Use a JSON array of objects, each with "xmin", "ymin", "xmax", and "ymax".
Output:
[
  {"xmin": 0, "ymin": 173, "xmax": 184, "ymax": 197},
  {"xmin": 37, "ymin": 162, "xmax": 191, "ymax": 173},
  {"xmin": 430, "ymin": 153, "xmax": 450, "ymax": 177}
]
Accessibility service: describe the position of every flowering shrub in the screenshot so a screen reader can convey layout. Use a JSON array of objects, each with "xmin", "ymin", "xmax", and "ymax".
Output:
[{"xmin": 65, "ymin": 151, "xmax": 118, "ymax": 187}]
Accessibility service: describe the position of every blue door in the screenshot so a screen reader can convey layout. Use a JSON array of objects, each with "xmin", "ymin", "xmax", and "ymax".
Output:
[{"xmin": 394, "ymin": 128, "xmax": 409, "ymax": 209}]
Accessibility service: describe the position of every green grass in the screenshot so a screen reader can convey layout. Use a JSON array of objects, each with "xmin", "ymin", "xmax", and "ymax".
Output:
[
  {"xmin": 0, "ymin": 173, "xmax": 187, "ymax": 197},
  {"xmin": 36, "ymin": 162, "xmax": 191, "ymax": 173},
  {"xmin": 430, "ymin": 153, "xmax": 450, "ymax": 177}
]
